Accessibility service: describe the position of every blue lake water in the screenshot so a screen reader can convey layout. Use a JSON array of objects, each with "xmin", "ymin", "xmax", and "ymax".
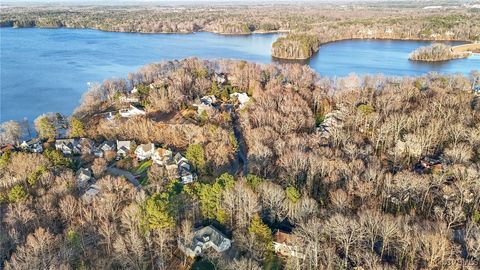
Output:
[{"xmin": 1, "ymin": 28, "xmax": 479, "ymax": 122}]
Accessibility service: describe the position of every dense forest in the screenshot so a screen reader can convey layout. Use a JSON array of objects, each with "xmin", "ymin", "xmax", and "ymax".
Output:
[
  {"xmin": 1, "ymin": 58, "xmax": 480, "ymax": 269},
  {"xmin": 2, "ymin": 3, "xmax": 479, "ymax": 59}
]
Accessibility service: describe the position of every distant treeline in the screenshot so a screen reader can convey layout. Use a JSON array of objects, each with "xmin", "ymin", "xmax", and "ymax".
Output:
[{"xmin": 272, "ymin": 14, "xmax": 480, "ymax": 59}]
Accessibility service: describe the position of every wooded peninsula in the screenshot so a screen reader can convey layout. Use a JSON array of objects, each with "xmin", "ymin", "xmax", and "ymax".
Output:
[{"xmin": 1, "ymin": 58, "xmax": 480, "ymax": 269}]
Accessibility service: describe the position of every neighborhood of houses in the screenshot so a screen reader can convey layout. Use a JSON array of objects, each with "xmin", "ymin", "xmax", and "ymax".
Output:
[
  {"xmin": 177, "ymin": 224, "xmax": 304, "ymax": 260},
  {"xmin": 17, "ymin": 136, "xmax": 196, "ymax": 202},
  {"xmin": 104, "ymin": 77, "xmax": 252, "ymax": 123},
  {"xmin": 15, "ymin": 136, "xmax": 305, "ymax": 260}
]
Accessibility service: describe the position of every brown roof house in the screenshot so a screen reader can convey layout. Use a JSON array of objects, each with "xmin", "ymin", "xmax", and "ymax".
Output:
[
  {"xmin": 178, "ymin": 225, "xmax": 231, "ymax": 258},
  {"xmin": 152, "ymin": 148, "xmax": 173, "ymax": 166},
  {"xmin": 273, "ymin": 230, "xmax": 304, "ymax": 259}
]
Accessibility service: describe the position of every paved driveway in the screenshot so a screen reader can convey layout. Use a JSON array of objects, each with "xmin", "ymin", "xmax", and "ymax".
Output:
[{"xmin": 106, "ymin": 166, "xmax": 141, "ymax": 188}]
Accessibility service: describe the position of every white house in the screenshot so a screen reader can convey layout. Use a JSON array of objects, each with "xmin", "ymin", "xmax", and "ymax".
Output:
[
  {"xmin": 178, "ymin": 225, "xmax": 231, "ymax": 258},
  {"xmin": 119, "ymin": 96, "xmax": 139, "ymax": 103},
  {"xmin": 152, "ymin": 148, "xmax": 173, "ymax": 165},
  {"xmin": 135, "ymin": 143, "xmax": 155, "ymax": 160},
  {"xmin": 179, "ymin": 169, "xmax": 194, "ymax": 184},
  {"xmin": 213, "ymin": 73, "xmax": 227, "ymax": 85},
  {"xmin": 99, "ymin": 141, "xmax": 116, "ymax": 152},
  {"xmin": 178, "ymin": 160, "xmax": 191, "ymax": 171},
  {"xmin": 20, "ymin": 138, "xmax": 43, "ymax": 153},
  {"xmin": 230, "ymin": 92, "xmax": 250, "ymax": 108},
  {"xmin": 174, "ymin": 153, "xmax": 189, "ymax": 165},
  {"xmin": 117, "ymin": 140, "xmax": 132, "ymax": 157},
  {"xmin": 119, "ymin": 105, "xmax": 146, "ymax": 118},
  {"xmin": 55, "ymin": 139, "xmax": 81, "ymax": 155}
]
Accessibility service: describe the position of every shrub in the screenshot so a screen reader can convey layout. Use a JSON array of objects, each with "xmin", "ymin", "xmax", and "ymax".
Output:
[
  {"xmin": 8, "ymin": 185, "xmax": 28, "ymax": 203},
  {"xmin": 285, "ymin": 186, "xmax": 301, "ymax": 203},
  {"xmin": 186, "ymin": 144, "xmax": 206, "ymax": 174}
]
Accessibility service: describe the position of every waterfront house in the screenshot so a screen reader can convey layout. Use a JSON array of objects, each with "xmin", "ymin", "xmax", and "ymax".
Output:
[
  {"xmin": 119, "ymin": 105, "xmax": 146, "ymax": 118},
  {"xmin": 55, "ymin": 139, "xmax": 81, "ymax": 155},
  {"xmin": 473, "ymin": 85, "xmax": 480, "ymax": 94},
  {"xmin": 76, "ymin": 168, "xmax": 92, "ymax": 188},
  {"xmin": 213, "ymin": 73, "xmax": 227, "ymax": 85},
  {"xmin": 116, "ymin": 140, "xmax": 132, "ymax": 157},
  {"xmin": 178, "ymin": 225, "xmax": 231, "ymax": 258},
  {"xmin": 135, "ymin": 143, "xmax": 155, "ymax": 160},
  {"xmin": 20, "ymin": 138, "xmax": 43, "ymax": 153}
]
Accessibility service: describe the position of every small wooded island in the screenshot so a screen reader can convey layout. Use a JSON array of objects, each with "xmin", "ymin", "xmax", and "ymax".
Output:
[{"xmin": 409, "ymin": 43, "xmax": 471, "ymax": 62}]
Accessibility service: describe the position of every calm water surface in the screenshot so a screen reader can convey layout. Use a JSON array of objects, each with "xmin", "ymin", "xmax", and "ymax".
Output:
[
  {"xmin": 308, "ymin": 39, "xmax": 480, "ymax": 77},
  {"xmin": 1, "ymin": 28, "xmax": 479, "ymax": 122}
]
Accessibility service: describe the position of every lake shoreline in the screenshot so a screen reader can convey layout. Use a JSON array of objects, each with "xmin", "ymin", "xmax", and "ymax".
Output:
[
  {"xmin": 1, "ymin": 28, "xmax": 479, "ymax": 123},
  {"xmin": 6, "ymin": 25, "xmax": 288, "ymax": 36},
  {"xmin": 4, "ymin": 25, "xmax": 474, "ymax": 60}
]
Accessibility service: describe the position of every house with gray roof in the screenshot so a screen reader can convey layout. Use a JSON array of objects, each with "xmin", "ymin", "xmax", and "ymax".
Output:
[
  {"xmin": 178, "ymin": 225, "xmax": 231, "ymax": 258},
  {"xmin": 76, "ymin": 168, "xmax": 92, "ymax": 188},
  {"xmin": 82, "ymin": 184, "xmax": 100, "ymax": 203},
  {"xmin": 116, "ymin": 140, "xmax": 132, "ymax": 157},
  {"xmin": 20, "ymin": 138, "xmax": 43, "ymax": 153},
  {"xmin": 55, "ymin": 139, "xmax": 81, "ymax": 155}
]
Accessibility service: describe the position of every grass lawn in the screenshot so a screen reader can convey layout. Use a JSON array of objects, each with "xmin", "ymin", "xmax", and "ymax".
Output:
[
  {"xmin": 132, "ymin": 159, "xmax": 152, "ymax": 175},
  {"xmin": 139, "ymin": 176, "xmax": 149, "ymax": 186}
]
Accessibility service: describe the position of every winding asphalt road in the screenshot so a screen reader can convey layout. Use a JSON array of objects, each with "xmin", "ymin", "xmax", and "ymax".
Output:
[{"xmin": 106, "ymin": 166, "xmax": 141, "ymax": 188}]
